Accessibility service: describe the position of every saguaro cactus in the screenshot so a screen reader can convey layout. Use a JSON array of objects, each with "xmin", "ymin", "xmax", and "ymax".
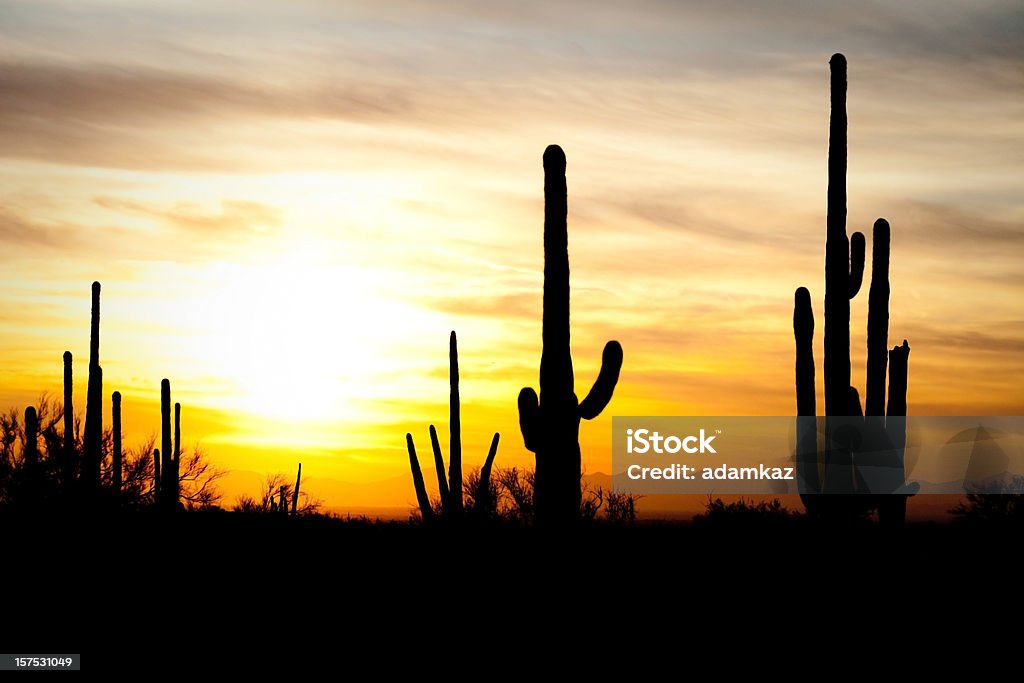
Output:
[
  {"xmin": 518, "ymin": 145, "xmax": 623, "ymax": 524},
  {"xmin": 159, "ymin": 379, "xmax": 180, "ymax": 508},
  {"xmin": 153, "ymin": 449, "xmax": 161, "ymax": 500},
  {"xmin": 291, "ymin": 463, "xmax": 302, "ymax": 515},
  {"xmin": 23, "ymin": 406, "xmax": 39, "ymax": 468},
  {"xmin": 174, "ymin": 401, "xmax": 181, "ymax": 492},
  {"xmin": 112, "ymin": 391, "xmax": 122, "ymax": 494},
  {"xmin": 62, "ymin": 351, "xmax": 74, "ymax": 485},
  {"xmin": 81, "ymin": 281, "xmax": 103, "ymax": 494},
  {"xmin": 793, "ymin": 54, "xmax": 913, "ymax": 523},
  {"xmin": 406, "ymin": 331, "xmax": 500, "ymax": 521}
]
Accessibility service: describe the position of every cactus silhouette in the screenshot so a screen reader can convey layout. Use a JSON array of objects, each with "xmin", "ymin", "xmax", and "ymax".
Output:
[
  {"xmin": 405, "ymin": 331, "xmax": 500, "ymax": 521},
  {"xmin": 81, "ymin": 281, "xmax": 102, "ymax": 495},
  {"xmin": 793, "ymin": 54, "xmax": 914, "ymax": 523},
  {"xmin": 159, "ymin": 379, "xmax": 180, "ymax": 508},
  {"xmin": 291, "ymin": 463, "xmax": 301, "ymax": 515},
  {"xmin": 24, "ymin": 406, "xmax": 39, "ymax": 468},
  {"xmin": 153, "ymin": 448, "xmax": 161, "ymax": 500},
  {"xmin": 112, "ymin": 391, "xmax": 122, "ymax": 494},
  {"xmin": 62, "ymin": 350, "xmax": 75, "ymax": 485},
  {"xmin": 518, "ymin": 145, "xmax": 623, "ymax": 524},
  {"xmin": 174, "ymin": 401, "xmax": 181, "ymax": 492}
]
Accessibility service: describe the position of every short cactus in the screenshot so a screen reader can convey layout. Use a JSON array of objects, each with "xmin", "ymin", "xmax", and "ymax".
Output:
[{"xmin": 406, "ymin": 331, "xmax": 499, "ymax": 521}]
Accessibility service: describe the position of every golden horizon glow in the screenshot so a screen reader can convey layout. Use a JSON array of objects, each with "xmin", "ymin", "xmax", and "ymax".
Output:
[{"xmin": 1, "ymin": 1, "xmax": 1022, "ymax": 511}]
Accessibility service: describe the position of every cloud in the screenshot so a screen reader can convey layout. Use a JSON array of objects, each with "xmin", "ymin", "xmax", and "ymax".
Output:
[
  {"xmin": 0, "ymin": 208, "xmax": 71, "ymax": 249},
  {"xmin": 93, "ymin": 197, "xmax": 282, "ymax": 235}
]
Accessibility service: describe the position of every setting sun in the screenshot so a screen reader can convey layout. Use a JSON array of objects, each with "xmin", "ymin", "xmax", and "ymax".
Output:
[{"xmin": 1, "ymin": 0, "xmax": 1021, "ymax": 514}]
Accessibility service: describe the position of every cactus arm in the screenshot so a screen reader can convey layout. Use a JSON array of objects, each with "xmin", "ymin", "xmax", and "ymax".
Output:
[
  {"xmin": 848, "ymin": 231, "xmax": 865, "ymax": 298},
  {"xmin": 517, "ymin": 387, "xmax": 539, "ymax": 452},
  {"xmin": 428, "ymin": 424, "xmax": 450, "ymax": 504},
  {"xmin": 448, "ymin": 331, "xmax": 462, "ymax": 513},
  {"xmin": 865, "ymin": 219, "xmax": 891, "ymax": 416},
  {"xmin": 480, "ymin": 433, "xmax": 500, "ymax": 489},
  {"xmin": 579, "ymin": 341, "xmax": 624, "ymax": 420},
  {"xmin": 406, "ymin": 434, "xmax": 433, "ymax": 520}
]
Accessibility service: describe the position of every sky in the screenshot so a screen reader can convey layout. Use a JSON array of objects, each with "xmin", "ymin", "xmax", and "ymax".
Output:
[{"xmin": 1, "ymin": 0, "xmax": 1022, "ymax": 510}]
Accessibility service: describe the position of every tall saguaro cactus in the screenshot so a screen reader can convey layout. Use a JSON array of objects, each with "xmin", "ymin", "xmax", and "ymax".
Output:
[
  {"xmin": 518, "ymin": 145, "xmax": 623, "ymax": 524},
  {"xmin": 823, "ymin": 54, "xmax": 866, "ymax": 418},
  {"xmin": 406, "ymin": 331, "xmax": 500, "ymax": 521},
  {"xmin": 112, "ymin": 391, "xmax": 122, "ymax": 494},
  {"xmin": 793, "ymin": 54, "xmax": 913, "ymax": 523},
  {"xmin": 159, "ymin": 379, "xmax": 180, "ymax": 508},
  {"xmin": 62, "ymin": 350, "xmax": 75, "ymax": 485},
  {"xmin": 81, "ymin": 281, "xmax": 103, "ymax": 494}
]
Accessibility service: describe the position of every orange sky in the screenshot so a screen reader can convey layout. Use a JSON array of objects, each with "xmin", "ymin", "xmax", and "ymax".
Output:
[{"xmin": 1, "ymin": 1, "xmax": 1022, "ymax": 511}]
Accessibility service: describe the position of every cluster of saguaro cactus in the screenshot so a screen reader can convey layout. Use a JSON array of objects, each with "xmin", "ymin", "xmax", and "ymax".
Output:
[
  {"xmin": 793, "ymin": 54, "xmax": 913, "ymax": 524},
  {"xmin": 406, "ymin": 331, "xmax": 500, "ymax": 521},
  {"xmin": 518, "ymin": 145, "xmax": 624, "ymax": 525}
]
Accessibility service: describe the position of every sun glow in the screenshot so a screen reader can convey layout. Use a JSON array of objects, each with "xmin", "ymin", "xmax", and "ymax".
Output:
[{"xmin": 202, "ymin": 251, "xmax": 411, "ymax": 425}]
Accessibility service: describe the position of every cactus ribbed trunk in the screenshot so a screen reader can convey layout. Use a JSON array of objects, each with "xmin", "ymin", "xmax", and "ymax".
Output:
[
  {"xmin": 794, "ymin": 288, "xmax": 819, "ymax": 498},
  {"xmin": 112, "ymin": 391, "xmax": 122, "ymax": 494},
  {"xmin": 174, "ymin": 401, "xmax": 181, "ymax": 501},
  {"xmin": 879, "ymin": 340, "xmax": 911, "ymax": 526},
  {"xmin": 519, "ymin": 145, "xmax": 623, "ymax": 524},
  {"xmin": 823, "ymin": 55, "xmax": 865, "ymax": 417},
  {"xmin": 447, "ymin": 331, "xmax": 463, "ymax": 514},
  {"xmin": 82, "ymin": 281, "xmax": 103, "ymax": 495},
  {"xmin": 160, "ymin": 379, "xmax": 173, "ymax": 508},
  {"xmin": 866, "ymin": 219, "xmax": 890, "ymax": 416},
  {"xmin": 535, "ymin": 144, "xmax": 580, "ymax": 523},
  {"xmin": 279, "ymin": 485, "xmax": 287, "ymax": 517},
  {"xmin": 62, "ymin": 350, "xmax": 75, "ymax": 485}
]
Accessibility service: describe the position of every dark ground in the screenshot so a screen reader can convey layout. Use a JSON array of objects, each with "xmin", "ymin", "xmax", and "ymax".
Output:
[{"xmin": 3, "ymin": 510, "xmax": 1014, "ymax": 668}]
